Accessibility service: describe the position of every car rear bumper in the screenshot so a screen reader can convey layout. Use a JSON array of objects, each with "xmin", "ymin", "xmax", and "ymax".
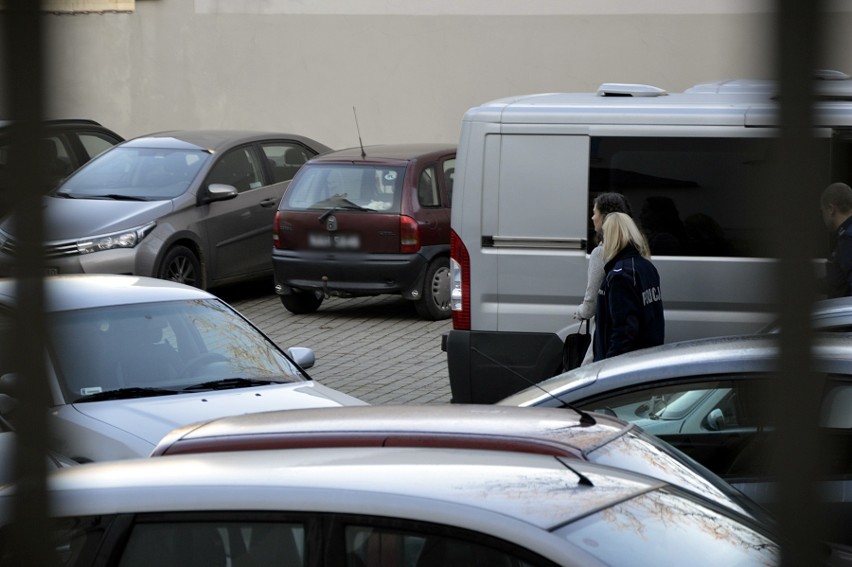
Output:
[{"xmin": 272, "ymin": 249, "xmax": 431, "ymax": 297}]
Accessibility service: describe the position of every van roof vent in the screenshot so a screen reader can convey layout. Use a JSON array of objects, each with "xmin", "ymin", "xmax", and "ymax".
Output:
[{"xmin": 596, "ymin": 83, "xmax": 668, "ymax": 97}]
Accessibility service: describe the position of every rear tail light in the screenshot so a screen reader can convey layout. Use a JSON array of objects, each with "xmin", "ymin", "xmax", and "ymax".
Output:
[
  {"xmin": 400, "ymin": 215, "xmax": 420, "ymax": 253},
  {"xmin": 273, "ymin": 211, "xmax": 284, "ymax": 249},
  {"xmin": 450, "ymin": 228, "xmax": 470, "ymax": 330}
]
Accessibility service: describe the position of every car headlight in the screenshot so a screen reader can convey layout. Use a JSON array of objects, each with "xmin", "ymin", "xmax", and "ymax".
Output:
[{"xmin": 77, "ymin": 222, "xmax": 156, "ymax": 255}]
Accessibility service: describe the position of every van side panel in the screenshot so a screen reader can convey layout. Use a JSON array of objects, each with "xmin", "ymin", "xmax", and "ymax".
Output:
[{"xmin": 490, "ymin": 134, "xmax": 591, "ymax": 329}]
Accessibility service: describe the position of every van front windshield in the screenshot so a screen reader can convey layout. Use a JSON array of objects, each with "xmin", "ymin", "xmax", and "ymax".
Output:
[{"xmin": 283, "ymin": 164, "xmax": 404, "ymax": 213}]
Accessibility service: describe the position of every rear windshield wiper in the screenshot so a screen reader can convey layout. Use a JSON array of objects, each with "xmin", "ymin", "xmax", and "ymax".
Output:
[
  {"xmin": 181, "ymin": 378, "xmax": 277, "ymax": 392},
  {"xmin": 74, "ymin": 387, "xmax": 180, "ymax": 403}
]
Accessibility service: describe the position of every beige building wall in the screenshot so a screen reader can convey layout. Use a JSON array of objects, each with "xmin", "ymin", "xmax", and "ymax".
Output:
[{"xmin": 31, "ymin": 0, "xmax": 852, "ymax": 149}]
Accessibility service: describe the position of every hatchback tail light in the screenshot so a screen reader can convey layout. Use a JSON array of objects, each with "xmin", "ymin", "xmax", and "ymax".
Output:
[
  {"xmin": 273, "ymin": 211, "xmax": 284, "ymax": 249},
  {"xmin": 450, "ymin": 228, "xmax": 470, "ymax": 330},
  {"xmin": 399, "ymin": 215, "xmax": 420, "ymax": 254}
]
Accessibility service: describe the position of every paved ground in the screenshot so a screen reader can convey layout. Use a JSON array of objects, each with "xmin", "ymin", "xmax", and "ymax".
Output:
[{"xmin": 218, "ymin": 280, "xmax": 453, "ymax": 405}]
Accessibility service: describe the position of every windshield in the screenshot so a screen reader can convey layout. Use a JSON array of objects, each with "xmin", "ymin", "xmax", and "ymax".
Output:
[
  {"xmin": 47, "ymin": 299, "xmax": 306, "ymax": 402},
  {"xmin": 56, "ymin": 147, "xmax": 210, "ymax": 200},
  {"xmin": 282, "ymin": 164, "xmax": 404, "ymax": 213},
  {"xmin": 588, "ymin": 427, "xmax": 771, "ymax": 523},
  {"xmin": 556, "ymin": 487, "xmax": 778, "ymax": 566}
]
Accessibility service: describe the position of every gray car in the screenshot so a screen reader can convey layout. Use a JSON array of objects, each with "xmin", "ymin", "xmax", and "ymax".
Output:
[
  {"xmin": 0, "ymin": 274, "xmax": 365, "ymax": 464},
  {"xmin": 499, "ymin": 333, "xmax": 852, "ymax": 546},
  {"xmin": 0, "ymin": 130, "xmax": 331, "ymax": 289}
]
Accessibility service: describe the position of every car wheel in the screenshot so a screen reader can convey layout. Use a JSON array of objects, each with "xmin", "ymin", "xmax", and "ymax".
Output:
[
  {"xmin": 158, "ymin": 245, "xmax": 203, "ymax": 288},
  {"xmin": 280, "ymin": 289, "xmax": 323, "ymax": 314},
  {"xmin": 415, "ymin": 257, "xmax": 451, "ymax": 320}
]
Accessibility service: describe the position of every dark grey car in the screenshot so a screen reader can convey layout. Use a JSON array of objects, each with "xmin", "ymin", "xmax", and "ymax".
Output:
[
  {"xmin": 0, "ymin": 118, "xmax": 123, "ymax": 212},
  {"xmin": 499, "ymin": 333, "xmax": 852, "ymax": 546},
  {"xmin": 0, "ymin": 130, "xmax": 331, "ymax": 289}
]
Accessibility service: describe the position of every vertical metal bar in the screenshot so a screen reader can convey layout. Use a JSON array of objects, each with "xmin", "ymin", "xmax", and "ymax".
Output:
[
  {"xmin": 771, "ymin": 0, "xmax": 829, "ymax": 564},
  {"xmin": 2, "ymin": 1, "xmax": 50, "ymax": 566}
]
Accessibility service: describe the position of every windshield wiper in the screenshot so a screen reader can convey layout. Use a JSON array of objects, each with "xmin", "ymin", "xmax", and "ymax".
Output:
[
  {"xmin": 181, "ymin": 378, "xmax": 277, "ymax": 392},
  {"xmin": 75, "ymin": 387, "xmax": 180, "ymax": 403},
  {"xmin": 94, "ymin": 194, "xmax": 149, "ymax": 201}
]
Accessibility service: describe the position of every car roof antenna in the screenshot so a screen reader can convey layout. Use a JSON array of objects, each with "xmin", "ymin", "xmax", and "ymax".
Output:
[{"xmin": 352, "ymin": 106, "xmax": 367, "ymax": 158}]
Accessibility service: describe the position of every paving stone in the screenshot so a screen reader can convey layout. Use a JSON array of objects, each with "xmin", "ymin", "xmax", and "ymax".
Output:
[{"xmin": 225, "ymin": 286, "xmax": 453, "ymax": 405}]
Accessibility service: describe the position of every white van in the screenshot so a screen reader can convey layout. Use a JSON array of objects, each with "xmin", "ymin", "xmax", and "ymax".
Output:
[{"xmin": 444, "ymin": 72, "xmax": 852, "ymax": 403}]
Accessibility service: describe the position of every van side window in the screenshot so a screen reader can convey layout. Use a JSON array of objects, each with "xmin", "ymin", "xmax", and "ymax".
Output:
[{"xmin": 588, "ymin": 137, "xmax": 830, "ymax": 258}]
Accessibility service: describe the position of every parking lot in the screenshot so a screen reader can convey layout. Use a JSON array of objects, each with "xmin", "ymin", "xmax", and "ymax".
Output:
[{"xmin": 219, "ymin": 280, "xmax": 453, "ymax": 405}]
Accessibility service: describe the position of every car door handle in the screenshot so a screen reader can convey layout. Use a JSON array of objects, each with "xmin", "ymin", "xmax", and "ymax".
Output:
[{"xmin": 259, "ymin": 198, "xmax": 277, "ymax": 208}]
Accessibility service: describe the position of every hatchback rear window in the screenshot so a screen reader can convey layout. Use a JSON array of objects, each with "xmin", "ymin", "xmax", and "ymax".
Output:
[{"xmin": 282, "ymin": 164, "xmax": 404, "ymax": 213}]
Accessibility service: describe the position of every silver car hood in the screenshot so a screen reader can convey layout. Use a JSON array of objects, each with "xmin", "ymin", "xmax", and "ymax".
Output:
[
  {"xmin": 69, "ymin": 382, "xmax": 366, "ymax": 451},
  {"xmin": 3, "ymin": 196, "xmax": 174, "ymax": 240}
]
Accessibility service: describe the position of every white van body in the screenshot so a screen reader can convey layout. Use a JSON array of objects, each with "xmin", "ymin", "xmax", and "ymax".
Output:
[{"xmin": 445, "ymin": 74, "xmax": 852, "ymax": 403}]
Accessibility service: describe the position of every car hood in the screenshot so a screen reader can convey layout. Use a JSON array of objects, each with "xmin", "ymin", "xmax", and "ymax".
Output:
[
  {"xmin": 2, "ymin": 196, "xmax": 174, "ymax": 240},
  {"xmin": 71, "ymin": 382, "xmax": 366, "ymax": 450}
]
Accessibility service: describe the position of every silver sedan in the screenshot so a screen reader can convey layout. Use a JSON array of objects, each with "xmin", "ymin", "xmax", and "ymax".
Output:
[
  {"xmin": 500, "ymin": 333, "xmax": 852, "ymax": 546},
  {"xmin": 0, "ymin": 446, "xmax": 782, "ymax": 566}
]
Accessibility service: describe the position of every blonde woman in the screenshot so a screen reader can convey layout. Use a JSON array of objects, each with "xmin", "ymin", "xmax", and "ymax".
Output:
[
  {"xmin": 572, "ymin": 193, "xmax": 633, "ymax": 367},
  {"xmin": 593, "ymin": 212, "xmax": 664, "ymax": 361}
]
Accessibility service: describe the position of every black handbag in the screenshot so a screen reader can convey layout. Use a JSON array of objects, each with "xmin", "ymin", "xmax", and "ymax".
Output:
[{"xmin": 562, "ymin": 319, "xmax": 591, "ymax": 372}]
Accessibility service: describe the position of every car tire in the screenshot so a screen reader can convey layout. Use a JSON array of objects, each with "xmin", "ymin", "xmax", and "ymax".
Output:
[
  {"xmin": 280, "ymin": 289, "xmax": 323, "ymax": 314},
  {"xmin": 158, "ymin": 245, "xmax": 203, "ymax": 289},
  {"xmin": 415, "ymin": 257, "xmax": 451, "ymax": 321}
]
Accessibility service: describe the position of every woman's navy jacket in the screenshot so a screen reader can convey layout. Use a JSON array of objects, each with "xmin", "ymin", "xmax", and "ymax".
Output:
[{"xmin": 594, "ymin": 245, "xmax": 665, "ymax": 361}]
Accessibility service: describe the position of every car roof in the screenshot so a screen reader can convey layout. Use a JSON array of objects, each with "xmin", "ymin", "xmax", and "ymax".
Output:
[
  {"xmin": 120, "ymin": 130, "xmax": 333, "ymax": 154},
  {"xmin": 0, "ymin": 119, "xmax": 111, "ymax": 130},
  {"xmin": 152, "ymin": 404, "xmax": 628, "ymax": 457},
  {"xmin": 0, "ymin": 274, "xmax": 215, "ymax": 313},
  {"xmin": 307, "ymin": 143, "xmax": 456, "ymax": 164},
  {"xmin": 0, "ymin": 446, "xmax": 664, "ymax": 535},
  {"xmin": 500, "ymin": 332, "xmax": 852, "ymax": 406}
]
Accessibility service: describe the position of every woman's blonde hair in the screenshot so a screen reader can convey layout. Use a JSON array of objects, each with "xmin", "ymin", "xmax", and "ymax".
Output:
[{"xmin": 602, "ymin": 212, "xmax": 651, "ymax": 261}]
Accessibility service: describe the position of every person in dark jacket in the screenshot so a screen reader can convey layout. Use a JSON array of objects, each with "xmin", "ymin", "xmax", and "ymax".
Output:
[
  {"xmin": 820, "ymin": 182, "xmax": 852, "ymax": 297},
  {"xmin": 594, "ymin": 212, "xmax": 664, "ymax": 361}
]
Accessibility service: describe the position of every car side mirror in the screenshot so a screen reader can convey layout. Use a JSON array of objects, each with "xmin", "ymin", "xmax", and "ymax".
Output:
[
  {"xmin": 707, "ymin": 408, "xmax": 725, "ymax": 431},
  {"xmin": 203, "ymin": 183, "xmax": 238, "ymax": 204},
  {"xmin": 287, "ymin": 346, "xmax": 315, "ymax": 369}
]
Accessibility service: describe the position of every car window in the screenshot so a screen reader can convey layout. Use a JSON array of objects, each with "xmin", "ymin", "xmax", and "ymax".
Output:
[
  {"xmin": 443, "ymin": 158, "xmax": 455, "ymax": 205},
  {"xmin": 261, "ymin": 143, "xmax": 312, "ymax": 184},
  {"xmin": 117, "ymin": 520, "xmax": 305, "ymax": 567},
  {"xmin": 577, "ymin": 378, "xmax": 772, "ymax": 432},
  {"xmin": 77, "ymin": 132, "xmax": 121, "ymax": 161},
  {"xmin": 283, "ymin": 164, "xmax": 404, "ymax": 213},
  {"xmin": 822, "ymin": 376, "xmax": 852, "ymax": 428},
  {"xmin": 206, "ymin": 146, "xmax": 264, "ymax": 193},
  {"xmin": 345, "ymin": 524, "xmax": 551, "ymax": 567},
  {"xmin": 417, "ymin": 165, "xmax": 440, "ymax": 207},
  {"xmin": 0, "ymin": 515, "xmax": 109, "ymax": 566}
]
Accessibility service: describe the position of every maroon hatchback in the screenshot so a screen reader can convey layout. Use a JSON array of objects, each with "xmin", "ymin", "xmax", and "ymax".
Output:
[{"xmin": 272, "ymin": 144, "xmax": 456, "ymax": 320}]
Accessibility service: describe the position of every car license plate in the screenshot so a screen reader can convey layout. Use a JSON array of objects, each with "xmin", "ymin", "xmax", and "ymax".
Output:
[{"xmin": 309, "ymin": 233, "xmax": 360, "ymax": 250}]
